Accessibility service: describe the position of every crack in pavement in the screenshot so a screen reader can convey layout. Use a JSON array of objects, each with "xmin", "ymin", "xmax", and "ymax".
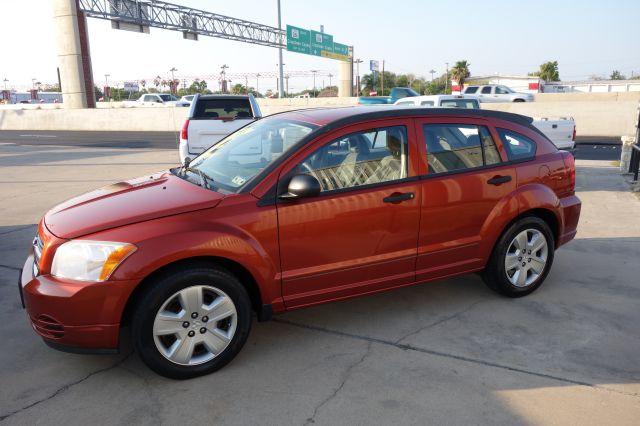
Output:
[
  {"xmin": 0, "ymin": 225, "xmax": 35, "ymax": 236},
  {"xmin": 273, "ymin": 319, "xmax": 639, "ymax": 400},
  {"xmin": 0, "ymin": 264, "xmax": 21, "ymax": 272},
  {"xmin": 394, "ymin": 299, "xmax": 484, "ymax": 344},
  {"xmin": 0, "ymin": 352, "xmax": 134, "ymax": 423},
  {"xmin": 303, "ymin": 341, "xmax": 372, "ymax": 426}
]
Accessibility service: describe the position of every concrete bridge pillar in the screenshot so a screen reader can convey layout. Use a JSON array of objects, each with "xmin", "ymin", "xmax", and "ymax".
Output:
[
  {"xmin": 338, "ymin": 59, "xmax": 353, "ymax": 98},
  {"xmin": 52, "ymin": 0, "xmax": 95, "ymax": 108}
]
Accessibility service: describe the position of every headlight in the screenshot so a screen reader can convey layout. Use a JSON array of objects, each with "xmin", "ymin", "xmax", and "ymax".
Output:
[{"xmin": 51, "ymin": 241, "xmax": 136, "ymax": 282}]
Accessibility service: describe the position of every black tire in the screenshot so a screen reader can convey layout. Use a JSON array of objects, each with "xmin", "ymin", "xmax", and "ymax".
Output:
[
  {"xmin": 513, "ymin": 98, "xmax": 526, "ymax": 102},
  {"xmin": 482, "ymin": 217, "xmax": 555, "ymax": 297},
  {"xmin": 131, "ymin": 266, "xmax": 252, "ymax": 379}
]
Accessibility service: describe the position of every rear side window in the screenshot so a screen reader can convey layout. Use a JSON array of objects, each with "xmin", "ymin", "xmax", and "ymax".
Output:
[
  {"xmin": 423, "ymin": 124, "xmax": 502, "ymax": 174},
  {"xmin": 420, "ymin": 101, "xmax": 435, "ymax": 106},
  {"xmin": 194, "ymin": 98, "xmax": 253, "ymax": 119},
  {"xmin": 465, "ymin": 86, "xmax": 478, "ymax": 94},
  {"xmin": 496, "ymin": 129, "xmax": 537, "ymax": 161},
  {"xmin": 481, "ymin": 86, "xmax": 492, "ymax": 94}
]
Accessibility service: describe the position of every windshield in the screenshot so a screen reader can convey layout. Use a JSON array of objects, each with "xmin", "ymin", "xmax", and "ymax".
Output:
[
  {"xmin": 160, "ymin": 94, "xmax": 178, "ymax": 101},
  {"xmin": 185, "ymin": 118, "xmax": 318, "ymax": 192}
]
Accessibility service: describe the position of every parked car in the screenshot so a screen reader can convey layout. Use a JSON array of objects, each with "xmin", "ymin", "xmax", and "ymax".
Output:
[
  {"xmin": 357, "ymin": 87, "xmax": 419, "ymax": 105},
  {"xmin": 179, "ymin": 95, "xmax": 195, "ymax": 106},
  {"xmin": 463, "ymin": 85, "xmax": 534, "ymax": 103},
  {"xmin": 395, "ymin": 95, "xmax": 480, "ymax": 109},
  {"xmin": 19, "ymin": 106, "xmax": 580, "ymax": 379},
  {"xmin": 179, "ymin": 94, "xmax": 262, "ymax": 164},
  {"xmin": 127, "ymin": 93, "xmax": 182, "ymax": 107}
]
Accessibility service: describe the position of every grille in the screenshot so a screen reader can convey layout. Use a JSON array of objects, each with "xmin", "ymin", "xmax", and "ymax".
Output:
[
  {"xmin": 32, "ymin": 315, "xmax": 65, "ymax": 339},
  {"xmin": 33, "ymin": 233, "xmax": 44, "ymax": 276}
]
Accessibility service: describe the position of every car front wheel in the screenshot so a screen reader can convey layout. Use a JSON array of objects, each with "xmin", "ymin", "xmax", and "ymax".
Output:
[
  {"xmin": 132, "ymin": 266, "xmax": 252, "ymax": 379},
  {"xmin": 483, "ymin": 217, "xmax": 555, "ymax": 297}
]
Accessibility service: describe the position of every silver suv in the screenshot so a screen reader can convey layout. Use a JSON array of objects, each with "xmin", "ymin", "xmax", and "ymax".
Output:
[{"xmin": 463, "ymin": 85, "xmax": 534, "ymax": 103}]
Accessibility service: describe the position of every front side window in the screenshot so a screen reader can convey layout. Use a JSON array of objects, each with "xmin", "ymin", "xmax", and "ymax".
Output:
[
  {"xmin": 423, "ymin": 124, "xmax": 503, "ymax": 174},
  {"xmin": 495, "ymin": 86, "xmax": 511, "ymax": 94},
  {"xmin": 297, "ymin": 126, "xmax": 408, "ymax": 192},
  {"xmin": 186, "ymin": 118, "xmax": 317, "ymax": 192},
  {"xmin": 496, "ymin": 129, "xmax": 537, "ymax": 161}
]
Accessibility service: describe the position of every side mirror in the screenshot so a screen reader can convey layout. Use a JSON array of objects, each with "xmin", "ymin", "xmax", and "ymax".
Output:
[{"xmin": 279, "ymin": 174, "xmax": 321, "ymax": 200}]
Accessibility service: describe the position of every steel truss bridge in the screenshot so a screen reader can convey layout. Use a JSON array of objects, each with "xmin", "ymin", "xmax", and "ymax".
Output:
[{"xmin": 78, "ymin": 0, "xmax": 285, "ymax": 48}]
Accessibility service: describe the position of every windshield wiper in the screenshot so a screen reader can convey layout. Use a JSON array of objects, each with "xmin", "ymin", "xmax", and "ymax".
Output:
[{"xmin": 184, "ymin": 166, "xmax": 214, "ymax": 190}]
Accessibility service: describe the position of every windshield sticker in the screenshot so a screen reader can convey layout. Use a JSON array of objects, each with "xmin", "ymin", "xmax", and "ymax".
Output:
[{"xmin": 232, "ymin": 176, "xmax": 247, "ymax": 186}]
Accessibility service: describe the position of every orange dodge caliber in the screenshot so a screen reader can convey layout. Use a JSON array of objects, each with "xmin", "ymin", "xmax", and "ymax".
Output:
[{"xmin": 20, "ymin": 107, "xmax": 581, "ymax": 379}]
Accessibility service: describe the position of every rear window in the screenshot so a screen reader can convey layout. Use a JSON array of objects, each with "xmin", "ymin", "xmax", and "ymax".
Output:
[
  {"xmin": 440, "ymin": 99, "xmax": 479, "ymax": 109},
  {"xmin": 194, "ymin": 98, "xmax": 253, "ymax": 119}
]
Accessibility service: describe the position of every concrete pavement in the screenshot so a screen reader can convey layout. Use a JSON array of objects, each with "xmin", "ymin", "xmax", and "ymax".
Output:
[{"xmin": 0, "ymin": 142, "xmax": 639, "ymax": 425}]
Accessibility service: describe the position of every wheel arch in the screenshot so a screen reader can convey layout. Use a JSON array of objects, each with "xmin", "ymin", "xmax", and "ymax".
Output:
[{"xmin": 120, "ymin": 256, "xmax": 268, "ymax": 328}]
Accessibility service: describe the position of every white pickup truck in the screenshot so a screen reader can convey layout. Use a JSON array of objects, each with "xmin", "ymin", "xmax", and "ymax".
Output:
[
  {"xmin": 179, "ymin": 94, "xmax": 262, "ymax": 163},
  {"xmin": 463, "ymin": 85, "xmax": 534, "ymax": 103},
  {"xmin": 125, "ymin": 93, "xmax": 189, "ymax": 107}
]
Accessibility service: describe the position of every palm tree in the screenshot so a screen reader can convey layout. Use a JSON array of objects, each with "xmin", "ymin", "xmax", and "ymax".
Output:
[{"xmin": 450, "ymin": 60, "xmax": 471, "ymax": 91}]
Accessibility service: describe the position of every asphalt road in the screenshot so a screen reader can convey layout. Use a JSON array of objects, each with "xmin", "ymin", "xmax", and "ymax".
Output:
[
  {"xmin": 0, "ymin": 131, "xmax": 624, "ymax": 161},
  {"xmin": 0, "ymin": 139, "xmax": 639, "ymax": 424}
]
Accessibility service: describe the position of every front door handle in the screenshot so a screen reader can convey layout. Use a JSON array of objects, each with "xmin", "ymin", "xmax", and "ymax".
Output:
[
  {"xmin": 383, "ymin": 192, "xmax": 415, "ymax": 204},
  {"xmin": 487, "ymin": 175, "xmax": 512, "ymax": 186}
]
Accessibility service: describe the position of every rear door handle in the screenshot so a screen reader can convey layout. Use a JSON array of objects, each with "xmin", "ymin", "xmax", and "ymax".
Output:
[
  {"xmin": 487, "ymin": 175, "xmax": 512, "ymax": 186},
  {"xmin": 383, "ymin": 192, "xmax": 415, "ymax": 204}
]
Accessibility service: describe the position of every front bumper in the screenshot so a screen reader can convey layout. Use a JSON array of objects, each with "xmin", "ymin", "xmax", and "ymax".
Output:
[{"xmin": 20, "ymin": 254, "xmax": 138, "ymax": 352}]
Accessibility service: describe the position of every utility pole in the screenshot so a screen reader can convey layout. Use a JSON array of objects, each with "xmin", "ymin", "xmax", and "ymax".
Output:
[
  {"xmin": 169, "ymin": 67, "xmax": 177, "ymax": 95},
  {"xmin": 104, "ymin": 74, "xmax": 109, "ymax": 100},
  {"xmin": 328, "ymin": 73, "xmax": 333, "ymax": 87},
  {"xmin": 256, "ymin": 73, "xmax": 260, "ymax": 95},
  {"xmin": 354, "ymin": 59, "xmax": 363, "ymax": 95},
  {"xmin": 445, "ymin": 62, "xmax": 449, "ymax": 93},
  {"xmin": 429, "ymin": 69, "xmax": 436, "ymax": 81},
  {"xmin": 381, "ymin": 60, "xmax": 385, "ymax": 95},
  {"xmin": 276, "ymin": 0, "xmax": 284, "ymax": 99},
  {"xmin": 245, "ymin": 75, "xmax": 249, "ymax": 94},
  {"xmin": 311, "ymin": 70, "xmax": 317, "ymax": 97},
  {"xmin": 3, "ymin": 78, "xmax": 8, "ymax": 90}
]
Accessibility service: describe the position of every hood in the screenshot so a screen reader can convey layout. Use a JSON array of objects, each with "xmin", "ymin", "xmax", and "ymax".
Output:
[{"xmin": 45, "ymin": 172, "xmax": 224, "ymax": 239}]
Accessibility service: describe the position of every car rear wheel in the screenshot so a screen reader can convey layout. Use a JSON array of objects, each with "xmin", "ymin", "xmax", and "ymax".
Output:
[
  {"xmin": 513, "ymin": 98, "xmax": 526, "ymax": 102},
  {"xmin": 482, "ymin": 217, "xmax": 554, "ymax": 297},
  {"xmin": 132, "ymin": 266, "xmax": 252, "ymax": 379}
]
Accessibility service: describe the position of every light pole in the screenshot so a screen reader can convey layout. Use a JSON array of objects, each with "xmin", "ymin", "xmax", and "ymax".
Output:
[
  {"xmin": 256, "ymin": 73, "xmax": 261, "ymax": 95},
  {"xmin": 354, "ymin": 59, "xmax": 363, "ymax": 95},
  {"xmin": 328, "ymin": 73, "xmax": 333, "ymax": 88},
  {"xmin": 104, "ymin": 74, "xmax": 110, "ymax": 100},
  {"xmin": 245, "ymin": 75, "xmax": 249, "ymax": 94},
  {"xmin": 3, "ymin": 78, "xmax": 8, "ymax": 90},
  {"xmin": 276, "ymin": 0, "xmax": 284, "ymax": 98},
  {"xmin": 445, "ymin": 62, "xmax": 449, "ymax": 93},
  {"xmin": 276, "ymin": 63, "xmax": 285, "ymax": 96},
  {"xmin": 32, "ymin": 78, "xmax": 37, "ymax": 90},
  {"xmin": 285, "ymin": 74, "xmax": 290, "ymax": 97},
  {"xmin": 429, "ymin": 69, "xmax": 436, "ymax": 82},
  {"xmin": 311, "ymin": 70, "xmax": 317, "ymax": 97},
  {"xmin": 169, "ymin": 67, "xmax": 177, "ymax": 95}
]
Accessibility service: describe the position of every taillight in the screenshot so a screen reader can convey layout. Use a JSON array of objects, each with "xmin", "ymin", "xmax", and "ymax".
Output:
[
  {"xmin": 180, "ymin": 119, "xmax": 189, "ymax": 140},
  {"xmin": 572, "ymin": 125, "xmax": 576, "ymax": 141},
  {"xmin": 561, "ymin": 151, "xmax": 576, "ymax": 192}
]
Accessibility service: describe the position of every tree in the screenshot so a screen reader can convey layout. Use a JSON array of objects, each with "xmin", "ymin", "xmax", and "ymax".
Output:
[
  {"xmin": 450, "ymin": 60, "xmax": 471, "ymax": 90},
  {"xmin": 610, "ymin": 70, "xmax": 626, "ymax": 80},
  {"xmin": 531, "ymin": 61, "xmax": 560, "ymax": 82},
  {"xmin": 231, "ymin": 83, "xmax": 246, "ymax": 94}
]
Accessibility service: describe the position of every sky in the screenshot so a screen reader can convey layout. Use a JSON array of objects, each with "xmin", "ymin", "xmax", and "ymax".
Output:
[{"xmin": 2, "ymin": 0, "xmax": 640, "ymax": 92}]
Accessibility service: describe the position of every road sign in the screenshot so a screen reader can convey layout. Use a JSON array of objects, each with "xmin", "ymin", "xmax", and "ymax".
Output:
[
  {"xmin": 286, "ymin": 25, "xmax": 311, "ymax": 55},
  {"xmin": 370, "ymin": 60, "xmax": 379, "ymax": 71},
  {"xmin": 124, "ymin": 81, "xmax": 139, "ymax": 92},
  {"xmin": 310, "ymin": 30, "xmax": 333, "ymax": 56},
  {"xmin": 287, "ymin": 24, "xmax": 350, "ymax": 61}
]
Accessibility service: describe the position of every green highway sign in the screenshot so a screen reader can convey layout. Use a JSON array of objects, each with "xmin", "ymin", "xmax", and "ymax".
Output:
[
  {"xmin": 286, "ymin": 24, "xmax": 350, "ymax": 61},
  {"xmin": 286, "ymin": 25, "xmax": 311, "ymax": 55},
  {"xmin": 310, "ymin": 30, "xmax": 333, "ymax": 56}
]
